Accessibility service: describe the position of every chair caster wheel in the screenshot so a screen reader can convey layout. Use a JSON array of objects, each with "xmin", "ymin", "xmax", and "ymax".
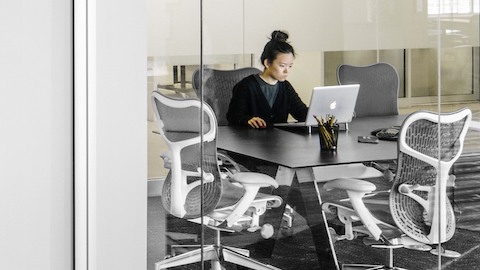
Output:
[
  {"xmin": 328, "ymin": 227, "xmax": 339, "ymax": 243},
  {"xmin": 430, "ymin": 247, "xmax": 461, "ymax": 258},
  {"xmin": 261, "ymin": 224, "xmax": 274, "ymax": 239}
]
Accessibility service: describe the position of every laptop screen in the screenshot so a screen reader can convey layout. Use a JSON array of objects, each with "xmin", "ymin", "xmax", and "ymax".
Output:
[{"xmin": 305, "ymin": 84, "xmax": 360, "ymax": 126}]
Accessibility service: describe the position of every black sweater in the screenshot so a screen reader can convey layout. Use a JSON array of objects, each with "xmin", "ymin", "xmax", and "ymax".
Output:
[{"xmin": 226, "ymin": 75, "xmax": 308, "ymax": 127}]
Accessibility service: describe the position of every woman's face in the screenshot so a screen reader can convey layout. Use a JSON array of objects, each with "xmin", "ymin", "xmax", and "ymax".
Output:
[{"xmin": 264, "ymin": 52, "xmax": 294, "ymax": 82}]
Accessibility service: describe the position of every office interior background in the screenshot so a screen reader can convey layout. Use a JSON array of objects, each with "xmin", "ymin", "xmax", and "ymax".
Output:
[
  {"xmin": 2, "ymin": 0, "xmax": 479, "ymax": 269},
  {"xmin": 147, "ymin": 1, "xmax": 480, "ymax": 269}
]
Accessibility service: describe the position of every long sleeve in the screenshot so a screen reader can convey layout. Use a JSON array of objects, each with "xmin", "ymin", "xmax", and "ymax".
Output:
[
  {"xmin": 281, "ymin": 81, "xmax": 308, "ymax": 122},
  {"xmin": 227, "ymin": 75, "xmax": 308, "ymax": 126},
  {"xmin": 227, "ymin": 75, "xmax": 270, "ymax": 126}
]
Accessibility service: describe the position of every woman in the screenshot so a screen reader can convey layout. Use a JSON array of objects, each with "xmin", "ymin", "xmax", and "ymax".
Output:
[{"xmin": 226, "ymin": 30, "xmax": 308, "ymax": 128}]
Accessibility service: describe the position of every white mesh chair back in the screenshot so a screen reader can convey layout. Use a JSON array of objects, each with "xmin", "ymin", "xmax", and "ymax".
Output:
[
  {"xmin": 151, "ymin": 91, "xmax": 222, "ymax": 219},
  {"xmin": 337, "ymin": 63, "xmax": 399, "ymax": 117},
  {"xmin": 192, "ymin": 67, "xmax": 261, "ymax": 126},
  {"xmin": 389, "ymin": 108, "xmax": 471, "ymax": 244}
]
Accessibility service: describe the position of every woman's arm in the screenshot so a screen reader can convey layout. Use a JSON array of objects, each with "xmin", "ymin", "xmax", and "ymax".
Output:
[
  {"xmin": 285, "ymin": 82, "xmax": 308, "ymax": 122},
  {"xmin": 226, "ymin": 80, "xmax": 254, "ymax": 126}
]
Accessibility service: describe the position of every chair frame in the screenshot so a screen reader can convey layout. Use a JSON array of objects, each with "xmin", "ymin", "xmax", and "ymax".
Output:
[
  {"xmin": 322, "ymin": 108, "xmax": 472, "ymax": 269},
  {"xmin": 393, "ymin": 109, "xmax": 471, "ymax": 245},
  {"xmin": 151, "ymin": 91, "xmax": 282, "ymax": 270}
]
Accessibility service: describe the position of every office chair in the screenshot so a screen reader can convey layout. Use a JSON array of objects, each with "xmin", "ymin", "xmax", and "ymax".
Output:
[
  {"xmin": 322, "ymin": 108, "xmax": 472, "ymax": 269},
  {"xmin": 192, "ymin": 67, "xmax": 261, "ymax": 126},
  {"xmin": 151, "ymin": 91, "xmax": 282, "ymax": 270},
  {"xmin": 336, "ymin": 62, "xmax": 400, "ymax": 181},
  {"xmin": 337, "ymin": 62, "xmax": 399, "ymax": 117},
  {"xmin": 192, "ymin": 66, "xmax": 296, "ymax": 237}
]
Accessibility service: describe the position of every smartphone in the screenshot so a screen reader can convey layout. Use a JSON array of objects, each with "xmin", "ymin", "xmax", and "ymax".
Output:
[{"xmin": 358, "ymin": 135, "xmax": 379, "ymax": 144}]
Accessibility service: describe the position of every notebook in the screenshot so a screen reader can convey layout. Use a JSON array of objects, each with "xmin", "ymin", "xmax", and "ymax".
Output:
[{"xmin": 274, "ymin": 84, "xmax": 360, "ymax": 128}]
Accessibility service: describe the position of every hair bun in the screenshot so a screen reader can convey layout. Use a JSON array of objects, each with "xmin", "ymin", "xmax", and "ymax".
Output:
[{"xmin": 271, "ymin": 30, "xmax": 289, "ymax": 43}]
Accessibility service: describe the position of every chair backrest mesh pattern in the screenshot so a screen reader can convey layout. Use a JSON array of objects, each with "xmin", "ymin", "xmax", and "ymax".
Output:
[
  {"xmin": 153, "ymin": 93, "xmax": 222, "ymax": 219},
  {"xmin": 337, "ymin": 63, "xmax": 399, "ymax": 117},
  {"xmin": 192, "ymin": 67, "xmax": 261, "ymax": 126},
  {"xmin": 389, "ymin": 109, "xmax": 471, "ymax": 244}
]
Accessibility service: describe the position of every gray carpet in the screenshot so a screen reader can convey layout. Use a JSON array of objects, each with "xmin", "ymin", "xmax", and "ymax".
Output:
[
  {"xmin": 451, "ymin": 153, "xmax": 480, "ymax": 232},
  {"xmin": 148, "ymin": 153, "xmax": 480, "ymax": 269}
]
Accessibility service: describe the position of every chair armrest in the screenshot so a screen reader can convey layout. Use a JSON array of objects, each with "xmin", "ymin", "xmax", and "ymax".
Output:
[
  {"xmin": 230, "ymin": 172, "xmax": 279, "ymax": 188},
  {"xmin": 323, "ymin": 178, "xmax": 382, "ymax": 240},
  {"xmin": 159, "ymin": 151, "xmax": 171, "ymax": 169},
  {"xmin": 323, "ymin": 178, "xmax": 376, "ymax": 193},
  {"xmin": 224, "ymin": 172, "xmax": 278, "ymax": 227}
]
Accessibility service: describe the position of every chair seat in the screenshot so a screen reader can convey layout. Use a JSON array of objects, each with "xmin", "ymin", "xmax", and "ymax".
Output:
[
  {"xmin": 217, "ymin": 179, "xmax": 281, "ymax": 210},
  {"xmin": 327, "ymin": 190, "xmax": 399, "ymax": 236},
  {"xmin": 216, "ymin": 180, "xmax": 245, "ymax": 209}
]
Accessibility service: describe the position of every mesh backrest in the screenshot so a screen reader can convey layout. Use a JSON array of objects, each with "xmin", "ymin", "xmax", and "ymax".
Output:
[
  {"xmin": 337, "ymin": 63, "xmax": 399, "ymax": 117},
  {"xmin": 162, "ymin": 140, "xmax": 222, "ymax": 219},
  {"xmin": 192, "ymin": 67, "xmax": 261, "ymax": 126},
  {"xmin": 154, "ymin": 98, "xmax": 210, "ymax": 139},
  {"xmin": 152, "ymin": 93, "xmax": 222, "ymax": 219},
  {"xmin": 389, "ymin": 110, "xmax": 470, "ymax": 244}
]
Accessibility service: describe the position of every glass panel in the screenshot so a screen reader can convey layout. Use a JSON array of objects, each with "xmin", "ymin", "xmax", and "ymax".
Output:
[
  {"xmin": 147, "ymin": 1, "xmax": 204, "ymax": 270},
  {"xmin": 410, "ymin": 47, "xmax": 477, "ymax": 98},
  {"xmin": 435, "ymin": 0, "xmax": 480, "ymax": 269},
  {"xmin": 147, "ymin": 0, "xmax": 480, "ymax": 269}
]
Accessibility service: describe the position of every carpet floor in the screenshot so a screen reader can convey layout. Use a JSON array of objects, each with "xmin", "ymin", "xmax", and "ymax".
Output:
[{"xmin": 148, "ymin": 154, "xmax": 480, "ymax": 270}]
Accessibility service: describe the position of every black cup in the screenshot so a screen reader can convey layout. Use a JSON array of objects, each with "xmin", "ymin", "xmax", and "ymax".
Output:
[{"xmin": 318, "ymin": 124, "xmax": 339, "ymax": 151}]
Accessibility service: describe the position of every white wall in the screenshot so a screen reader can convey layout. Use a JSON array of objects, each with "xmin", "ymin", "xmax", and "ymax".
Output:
[
  {"xmin": 0, "ymin": 0, "xmax": 147, "ymax": 269},
  {"xmin": 75, "ymin": 0, "xmax": 148, "ymax": 269},
  {"xmin": 147, "ymin": 0, "xmax": 479, "ymax": 105},
  {"xmin": 149, "ymin": 0, "xmax": 480, "ymax": 57},
  {"xmin": 0, "ymin": 1, "xmax": 73, "ymax": 269},
  {"xmin": 147, "ymin": 0, "xmax": 245, "ymax": 57}
]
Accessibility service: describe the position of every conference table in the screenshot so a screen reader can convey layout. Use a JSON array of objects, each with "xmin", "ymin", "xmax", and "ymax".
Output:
[{"xmin": 217, "ymin": 115, "xmax": 407, "ymax": 269}]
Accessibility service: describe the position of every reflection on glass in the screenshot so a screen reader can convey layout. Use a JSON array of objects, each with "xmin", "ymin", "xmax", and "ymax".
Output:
[
  {"xmin": 147, "ymin": 0, "xmax": 480, "ymax": 269},
  {"xmin": 411, "ymin": 47, "xmax": 475, "ymax": 98}
]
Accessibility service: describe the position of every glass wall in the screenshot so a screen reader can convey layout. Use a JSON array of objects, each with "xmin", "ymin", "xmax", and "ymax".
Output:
[{"xmin": 147, "ymin": 0, "xmax": 480, "ymax": 269}]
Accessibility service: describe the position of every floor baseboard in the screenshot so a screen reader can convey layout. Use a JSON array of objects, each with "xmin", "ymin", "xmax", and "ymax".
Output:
[{"xmin": 148, "ymin": 177, "xmax": 165, "ymax": 197}]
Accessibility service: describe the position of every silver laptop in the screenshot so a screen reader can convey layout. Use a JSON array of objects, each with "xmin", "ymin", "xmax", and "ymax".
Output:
[{"xmin": 274, "ymin": 84, "xmax": 360, "ymax": 129}]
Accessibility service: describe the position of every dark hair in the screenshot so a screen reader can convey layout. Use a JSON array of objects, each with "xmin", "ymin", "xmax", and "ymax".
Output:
[{"xmin": 260, "ymin": 30, "xmax": 295, "ymax": 66}]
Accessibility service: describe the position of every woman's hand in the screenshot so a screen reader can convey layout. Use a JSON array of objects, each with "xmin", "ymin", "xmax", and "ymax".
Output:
[{"xmin": 247, "ymin": 117, "xmax": 267, "ymax": 129}]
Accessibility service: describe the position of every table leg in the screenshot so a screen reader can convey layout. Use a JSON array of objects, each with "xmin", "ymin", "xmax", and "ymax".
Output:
[
  {"xmin": 295, "ymin": 168, "xmax": 339, "ymax": 270},
  {"xmin": 258, "ymin": 166, "xmax": 339, "ymax": 269},
  {"xmin": 249, "ymin": 166, "xmax": 339, "ymax": 270},
  {"xmin": 249, "ymin": 166, "xmax": 293, "ymax": 258}
]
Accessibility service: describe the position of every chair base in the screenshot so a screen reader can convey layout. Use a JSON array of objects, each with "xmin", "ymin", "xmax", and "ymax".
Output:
[
  {"xmin": 430, "ymin": 247, "xmax": 461, "ymax": 258},
  {"xmin": 342, "ymin": 264, "xmax": 407, "ymax": 270},
  {"xmin": 404, "ymin": 244, "xmax": 431, "ymax": 252},
  {"xmin": 155, "ymin": 244, "xmax": 280, "ymax": 270},
  {"xmin": 344, "ymin": 240, "xmax": 405, "ymax": 270}
]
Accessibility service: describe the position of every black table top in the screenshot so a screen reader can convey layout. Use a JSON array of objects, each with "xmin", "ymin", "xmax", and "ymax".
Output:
[{"xmin": 217, "ymin": 115, "xmax": 406, "ymax": 169}]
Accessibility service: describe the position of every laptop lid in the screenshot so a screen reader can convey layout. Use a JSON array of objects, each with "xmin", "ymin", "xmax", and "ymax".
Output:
[{"xmin": 304, "ymin": 84, "xmax": 360, "ymax": 126}]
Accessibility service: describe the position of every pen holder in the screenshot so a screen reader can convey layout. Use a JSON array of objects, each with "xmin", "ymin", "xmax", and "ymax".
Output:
[{"xmin": 318, "ymin": 124, "xmax": 339, "ymax": 151}]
